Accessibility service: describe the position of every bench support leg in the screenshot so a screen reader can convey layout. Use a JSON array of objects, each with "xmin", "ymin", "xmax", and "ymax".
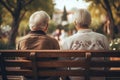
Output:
[{"xmin": 0, "ymin": 53, "xmax": 8, "ymax": 80}]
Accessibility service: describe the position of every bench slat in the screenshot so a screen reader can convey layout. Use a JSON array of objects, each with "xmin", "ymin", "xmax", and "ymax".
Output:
[
  {"xmin": 1, "ymin": 70, "xmax": 120, "ymax": 77},
  {"xmin": 90, "ymin": 61, "xmax": 120, "ymax": 67},
  {"xmin": 5, "ymin": 60, "xmax": 32, "ymax": 67},
  {"xmin": 38, "ymin": 70, "xmax": 86, "ymax": 76},
  {"xmin": 0, "ymin": 69, "xmax": 32, "ymax": 76},
  {"xmin": 38, "ymin": 70, "xmax": 120, "ymax": 77},
  {"xmin": 90, "ymin": 70, "xmax": 120, "ymax": 77},
  {"xmin": 37, "ymin": 60, "xmax": 87, "ymax": 67},
  {"xmin": 91, "ymin": 52, "xmax": 120, "ymax": 57},
  {"xmin": 5, "ymin": 60, "xmax": 87, "ymax": 67},
  {"xmin": 36, "ymin": 52, "xmax": 86, "ymax": 57}
]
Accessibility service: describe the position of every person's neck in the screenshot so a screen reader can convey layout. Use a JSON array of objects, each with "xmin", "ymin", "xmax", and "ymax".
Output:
[
  {"xmin": 76, "ymin": 26, "xmax": 89, "ymax": 31},
  {"xmin": 30, "ymin": 30, "xmax": 46, "ymax": 35}
]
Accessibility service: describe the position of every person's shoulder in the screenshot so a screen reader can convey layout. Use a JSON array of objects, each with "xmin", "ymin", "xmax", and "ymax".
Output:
[
  {"xmin": 92, "ymin": 31, "xmax": 106, "ymax": 37},
  {"xmin": 66, "ymin": 34, "xmax": 77, "ymax": 40},
  {"xmin": 61, "ymin": 34, "xmax": 74, "ymax": 43},
  {"xmin": 45, "ymin": 35, "xmax": 58, "ymax": 42},
  {"xmin": 16, "ymin": 35, "xmax": 30, "ymax": 49},
  {"xmin": 17, "ymin": 35, "xmax": 30, "ymax": 43}
]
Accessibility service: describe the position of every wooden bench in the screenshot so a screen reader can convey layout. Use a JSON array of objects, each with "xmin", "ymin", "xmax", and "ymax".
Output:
[{"xmin": 0, "ymin": 50, "xmax": 120, "ymax": 80}]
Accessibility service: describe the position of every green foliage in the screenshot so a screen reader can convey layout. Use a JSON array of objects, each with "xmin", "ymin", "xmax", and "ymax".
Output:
[
  {"xmin": 19, "ymin": 0, "xmax": 54, "ymax": 36},
  {"xmin": 0, "ymin": 0, "xmax": 55, "ymax": 48},
  {"xmin": 95, "ymin": 24, "xmax": 105, "ymax": 34},
  {"xmin": 0, "ymin": 38, "xmax": 8, "ymax": 49},
  {"xmin": 0, "ymin": 42, "xmax": 8, "ymax": 49},
  {"xmin": 27, "ymin": 0, "xmax": 54, "ymax": 17},
  {"xmin": 63, "ymin": 24, "xmax": 69, "ymax": 32},
  {"xmin": 47, "ymin": 21, "xmax": 57, "ymax": 34},
  {"xmin": 110, "ymin": 38, "xmax": 120, "ymax": 50},
  {"xmin": 68, "ymin": 23, "xmax": 75, "ymax": 31},
  {"xmin": 0, "ymin": 0, "xmax": 54, "ymax": 31},
  {"xmin": 85, "ymin": 0, "xmax": 120, "ymax": 40},
  {"xmin": 18, "ymin": 25, "xmax": 30, "ymax": 36},
  {"xmin": 87, "ymin": 0, "xmax": 120, "ymax": 25}
]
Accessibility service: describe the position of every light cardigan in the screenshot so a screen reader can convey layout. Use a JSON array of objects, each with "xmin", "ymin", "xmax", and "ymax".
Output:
[
  {"xmin": 60, "ymin": 29, "xmax": 109, "ymax": 80},
  {"xmin": 60, "ymin": 29, "xmax": 109, "ymax": 50}
]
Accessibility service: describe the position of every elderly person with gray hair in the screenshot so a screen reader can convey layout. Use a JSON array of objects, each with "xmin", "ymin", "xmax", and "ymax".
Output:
[
  {"xmin": 16, "ymin": 11, "xmax": 60, "ymax": 80},
  {"xmin": 17, "ymin": 10, "xmax": 59, "ymax": 50},
  {"xmin": 60, "ymin": 9, "xmax": 109, "ymax": 80}
]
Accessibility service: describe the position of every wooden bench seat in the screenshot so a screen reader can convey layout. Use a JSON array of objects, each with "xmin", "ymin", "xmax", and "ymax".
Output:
[{"xmin": 0, "ymin": 50, "xmax": 120, "ymax": 80}]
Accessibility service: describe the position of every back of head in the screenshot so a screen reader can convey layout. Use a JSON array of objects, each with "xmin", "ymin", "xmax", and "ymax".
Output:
[
  {"xmin": 73, "ymin": 9, "xmax": 91, "ymax": 28},
  {"xmin": 29, "ymin": 11, "xmax": 50, "ymax": 31}
]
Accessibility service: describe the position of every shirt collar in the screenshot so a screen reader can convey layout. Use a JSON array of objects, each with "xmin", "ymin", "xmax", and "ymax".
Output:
[
  {"xmin": 29, "ymin": 30, "xmax": 46, "ymax": 35},
  {"xmin": 77, "ymin": 29, "xmax": 92, "ymax": 33}
]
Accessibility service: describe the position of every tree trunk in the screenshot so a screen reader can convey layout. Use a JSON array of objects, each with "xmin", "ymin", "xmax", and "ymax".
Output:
[
  {"xmin": 107, "ymin": 13, "xmax": 115, "ymax": 39},
  {"xmin": 103, "ymin": 0, "xmax": 115, "ymax": 40},
  {"xmin": 8, "ymin": 17, "xmax": 19, "ymax": 49}
]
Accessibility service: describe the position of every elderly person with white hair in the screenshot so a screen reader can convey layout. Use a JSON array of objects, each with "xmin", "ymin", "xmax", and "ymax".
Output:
[
  {"xmin": 60, "ymin": 9, "xmax": 109, "ymax": 80},
  {"xmin": 16, "ymin": 11, "xmax": 60, "ymax": 80},
  {"xmin": 17, "ymin": 10, "xmax": 59, "ymax": 50}
]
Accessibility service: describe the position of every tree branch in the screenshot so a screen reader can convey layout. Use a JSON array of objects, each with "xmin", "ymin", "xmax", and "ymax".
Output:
[
  {"xmin": 113, "ymin": 2, "xmax": 117, "ymax": 9},
  {"xmin": 24, "ymin": 0, "xmax": 33, "ymax": 6},
  {"xmin": 112, "ymin": 1, "xmax": 120, "ymax": 11},
  {"xmin": 21, "ymin": 0, "xmax": 33, "ymax": 9},
  {"xmin": 19, "ymin": 10, "xmax": 27, "ymax": 22},
  {"xmin": 6, "ymin": 0, "xmax": 15, "ymax": 8},
  {"xmin": 100, "ymin": 1, "xmax": 107, "ymax": 11},
  {"xmin": 0, "ymin": 0, "xmax": 13, "ymax": 15}
]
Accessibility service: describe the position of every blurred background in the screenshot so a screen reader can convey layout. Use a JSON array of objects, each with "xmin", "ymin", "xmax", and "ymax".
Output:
[{"xmin": 0, "ymin": 0, "xmax": 120, "ymax": 50}]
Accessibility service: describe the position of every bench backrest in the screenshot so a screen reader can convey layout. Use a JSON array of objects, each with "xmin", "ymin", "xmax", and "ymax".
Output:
[{"xmin": 0, "ymin": 50, "xmax": 120, "ymax": 80}]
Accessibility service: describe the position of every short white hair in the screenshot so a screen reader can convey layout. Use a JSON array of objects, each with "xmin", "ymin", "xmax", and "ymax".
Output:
[
  {"xmin": 29, "ymin": 11, "xmax": 50, "ymax": 31},
  {"xmin": 73, "ymin": 9, "xmax": 91, "ymax": 27}
]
